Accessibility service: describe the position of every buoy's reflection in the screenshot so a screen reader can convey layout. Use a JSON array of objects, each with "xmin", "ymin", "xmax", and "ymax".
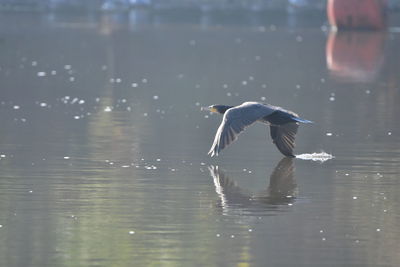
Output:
[
  {"xmin": 326, "ymin": 30, "xmax": 385, "ymax": 83},
  {"xmin": 208, "ymin": 158, "xmax": 297, "ymax": 216}
]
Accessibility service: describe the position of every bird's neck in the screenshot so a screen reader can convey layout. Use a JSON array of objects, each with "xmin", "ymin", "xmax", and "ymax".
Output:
[{"xmin": 218, "ymin": 105, "xmax": 234, "ymax": 114}]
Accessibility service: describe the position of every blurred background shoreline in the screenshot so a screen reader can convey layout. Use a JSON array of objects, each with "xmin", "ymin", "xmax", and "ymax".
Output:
[{"xmin": 0, "ymin": 0, "xmax": 398, "ymax": 14}]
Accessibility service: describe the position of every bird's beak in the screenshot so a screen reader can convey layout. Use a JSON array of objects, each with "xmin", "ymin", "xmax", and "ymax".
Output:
[{"xmin": 201, "ymin": 106, "xmax": 217, "ymax": 113}]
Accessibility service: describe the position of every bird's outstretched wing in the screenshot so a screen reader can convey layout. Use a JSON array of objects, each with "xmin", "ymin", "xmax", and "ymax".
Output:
[
  {"xmin": 269, "ymin": 122, "xmax": 299, "ymax": 157},
  {"xmin": 208, "ymin": 102, "xmax": 274, "ymax": 157}
]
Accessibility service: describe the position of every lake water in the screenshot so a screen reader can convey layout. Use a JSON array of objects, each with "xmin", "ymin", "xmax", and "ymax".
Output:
[{"xmin": 1, "ymin": 10, "xmax": 400, "ymax": 267}]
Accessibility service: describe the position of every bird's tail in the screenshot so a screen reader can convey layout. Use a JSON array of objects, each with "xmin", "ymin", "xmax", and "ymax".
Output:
[{"xmin": 292, "ymin": 117, "xmax": 313, "ymax": 124}]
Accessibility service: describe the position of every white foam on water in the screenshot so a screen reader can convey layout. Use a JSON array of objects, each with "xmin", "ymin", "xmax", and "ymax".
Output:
[{"xmin": 295, "ymin": 152, "xmax": 334, "ymax": 162}]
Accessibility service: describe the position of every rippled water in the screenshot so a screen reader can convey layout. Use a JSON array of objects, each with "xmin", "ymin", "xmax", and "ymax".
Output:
[{"xmin": 1, "ymin": 11, "xmax": 400, "ymax": 266}]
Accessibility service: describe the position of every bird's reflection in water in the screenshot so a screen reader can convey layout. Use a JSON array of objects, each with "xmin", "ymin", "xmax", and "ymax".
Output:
[{"xmin": 209, "ymin": 158, "xmax": 297, "ymax": 216}]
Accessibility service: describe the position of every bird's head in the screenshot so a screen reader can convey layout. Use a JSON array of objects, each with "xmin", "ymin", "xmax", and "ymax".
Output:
[{"xmin": 202, "ymin": 105, "xmax": 232, "ymax": 114}]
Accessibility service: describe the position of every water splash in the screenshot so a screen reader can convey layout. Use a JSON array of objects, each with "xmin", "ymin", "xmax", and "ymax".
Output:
[{"xmin": 295, "ymin": 152, "xmax": 334, "ymax": 162}]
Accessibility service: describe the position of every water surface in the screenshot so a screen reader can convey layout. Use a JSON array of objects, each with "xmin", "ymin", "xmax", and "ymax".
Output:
[{"xmin": 1, "ymin": 11, "xmax": 400, "ymax": 266}]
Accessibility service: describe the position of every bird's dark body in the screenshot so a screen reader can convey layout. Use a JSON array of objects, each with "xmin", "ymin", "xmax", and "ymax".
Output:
[{"xmin": 263, "ymin": 110, "xmax": 297, "ymax": 125}]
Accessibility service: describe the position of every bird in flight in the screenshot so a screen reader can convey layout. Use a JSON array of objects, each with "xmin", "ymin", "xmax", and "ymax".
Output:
[{"xmin": 203, "ymin": 101, "xmax": 312, "ymax": 157}]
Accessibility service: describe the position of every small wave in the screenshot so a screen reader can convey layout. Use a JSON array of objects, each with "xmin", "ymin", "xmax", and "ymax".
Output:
[{"xmin": 295, "ymin": 152, "xmax": 334, "ymax": 162}]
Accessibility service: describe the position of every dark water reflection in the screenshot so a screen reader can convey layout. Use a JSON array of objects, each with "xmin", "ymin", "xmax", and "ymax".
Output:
[
  {"xmin": 209, "ymin": 158, "xmax": 296, "ymax": 216},
  {"xmin": 1, "ymin": 11, "xmax": 400, "ymax": 266}
]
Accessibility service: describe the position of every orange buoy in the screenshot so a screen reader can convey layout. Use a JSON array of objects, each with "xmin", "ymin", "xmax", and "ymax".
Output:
[{"xmin": 327, "ymin": 0, "xmax": 387, "ymax": 30}]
